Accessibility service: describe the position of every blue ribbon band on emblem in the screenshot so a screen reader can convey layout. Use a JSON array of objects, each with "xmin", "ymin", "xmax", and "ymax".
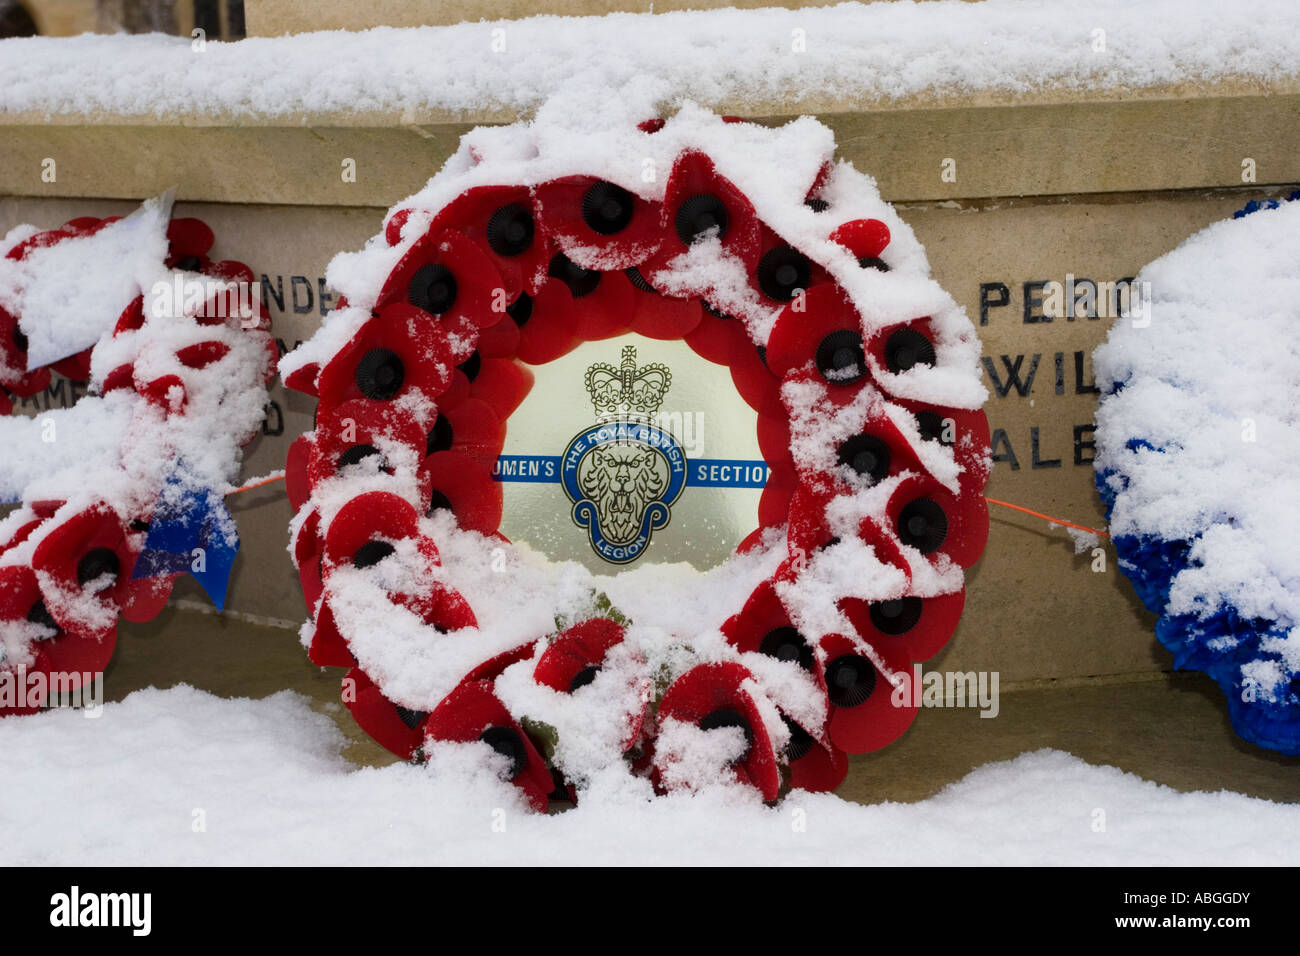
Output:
[{"xmin": 492, "ymin": 455, "xmax": 770, "ymax": 489}]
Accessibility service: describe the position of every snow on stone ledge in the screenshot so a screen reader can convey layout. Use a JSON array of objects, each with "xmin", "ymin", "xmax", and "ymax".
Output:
[
  {"xmin": 0, "ymin": 0, "xmax": 1298, "ymax": 122},
  {"xmin": 1, "ymin": 685, "xmax": 1296, "ymax": 865}
]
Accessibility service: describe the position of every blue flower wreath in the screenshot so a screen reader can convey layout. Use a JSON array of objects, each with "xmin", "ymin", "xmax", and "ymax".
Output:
[{"xmin": 1095, "ymin": 193, "xmax": 1300, "ymax": 756}]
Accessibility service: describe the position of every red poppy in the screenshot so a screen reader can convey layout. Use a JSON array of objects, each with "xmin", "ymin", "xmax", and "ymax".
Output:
[
  {"xmin": 800, "ymin": 395, "xmax": 929, "ymax": 491},
  {"xmin": 0, "ymin": 304, "xmax": 51, "ymax": 398},
  {"xmin": 682, "ymin": 303, "xmax": 746, "ymax": 365},
  {"xmin": 0, "ymin": 563, "xmax": 115, "ymax": 679},
  {"xmin": 0, "ymin": 514, "xmax": 44, "ymax": 556},
  {"xmin": 756, "ymin": 413, "xmax": 794, "ymax": 473},
  {"xmin": 655, "ymin": 661, "xmax": 780, "ymax": 801},
  {"xmin": 785, "ymin": 486, "xmax": 912, "ymax": 580},
  {"xmin": 424, "ymin": 679, "xmax": 554, "ymax": 811},
  {"xmin": 418, "ymin": 451, "xmax": 503, "ymax": 535},
  {"xmin": 466, "ymin": 356, "xmax": 534, "ymax": 421},
  {"xmin": 49, "ymin": 349, "xmax": 93, "ymax": 383},
  {"xmin": 111, "ymin": 297, "xmax": 145, "ymax": 337},
  {"xmin": 134, "ymin": 372, "xmax": 187, "ymax": 414},
  {"xmin": 305, "ymin": 599, "xmax": 355, "ymax": 668},
  {"xmin": 321, "ymin": 491, "xmax": 427, "ymax": 576},
  {"xmin": 423, "ymin": 398, "xmax": 505, "ymax": 472},
  {"xmin": 165, "ymin": 218, "xmax": 216, "ymax": 272},
  {"xmin": 840, "ymin": 586, "xmax": 966, "ymax": 663},
  {"xmin": 391, "ymin": 187, "xmax": 552, "ymax": 300},
  {"xmin": 753, "ymin": 225, "xmax": 828, "ymax": 306},
  {"xmin": 3, "ymin": 216, "xmax": 110, "ymax": 262},
  {"xmin": 765, "ymin": 286, "xmax": 872, "ymax": 403},
  {"xmin": 535, "ymin": 618, "xmax": 647, "ymax": 752},
  {"xmin": 401, "ymin": 582, "xmax": 478, "ymax": 634},
  {"xmin": 891, "ymin": 399, "xmax": 993, "ymax": 494},
  {"xmin": 785, "ymin": 485, "xmax": 835, "ymax": 556},
  {"xmin": 174, "ymin": 340, "xmax": 230, "ymax": 370},
  {"xmin": 533, "ymin": 618, "xmax": 626, "ymax": 693},
  {"xmin": 885, "ymin": 475, "xmax": 989, "ymax": 570},
  {"xmin": 722, "ymin": 580, "xmax": 816, "ymax": 671},
  {"xmin": 773, "ymin": 702, "xmax": 848, "ymax": 793},
  {"xmin": 803, "ymin": 162, "xmax": 833, "ymax": 205},
  {"xmin": 283, "ymin": 360, "xmax": 321, "ymax": 398},
  {"xmin": 756, "ymin": 464, "xmax": 798, "ymax": 530},
  {"xmin": 864, "ymin": 317, "xmax": 942, "ymax": 385},
  {"xmin": 29, "ymin": 500, "xmax": 63, "ymax": 519},
  {"xmin": 99, "ymin": 362, "xmax": 134, "ymax": 395},
  {"xmin": 504, "ymin": 280, "xmax": 580, "ymax": 365},
  {"xmin": 383, "ymin": 208, "xmax": 415, "ymax": 245},
  {"xmin": 307, "ymin": 398, "xmax": 427, "ymax": 489},
  {"xmin": 544, "ymin": 256, "xmax": 636, "ymax": 343},
  {"xmin": 342, "ymin": 667, "xmax": 428, "ymax": 760},
  {"xmin": 199, "ymin": 257, "xmax": 255, "ymax": 284},
  {"xmin": 816, "ymin": 632, "xmax": 917, "ymax": 754},
  {"xmin": 474, "ymin": 310, "xmax": 520, "ymax": 358},
  {"xmin": 29, "ymin": 504, "xmax": 163, "ymax": 632},
  {"xmin": 314, "ymin": 305, "xmax": 463, "ymax": 420},
  {"xmin": 376, "ymin": 228, "xmax": 506, "ymax": 340},
  {"xmin": 193, "ymin": 278, "xmax": 272, "ymax": 336},
  {"xmin": 640, "ymin": 151, "xmax": 761, "ymax": 278},
  {"xmin": 322, "ymin": 491, "xmax": 477, "ymax": 636},
  {"xmin": 624, "ymin": 279, "xmax": 704, "ymax": 341},
  {"xmin": 461, "ymin": 641, "xmax": 538, "ymax": 685},
  {"xmin": 534, "ymin": 176, "xmax": 663, "ymax": 271},
  {"xmin": 785, "ymin": 722, "xmax": 849, "ymax": 792}
]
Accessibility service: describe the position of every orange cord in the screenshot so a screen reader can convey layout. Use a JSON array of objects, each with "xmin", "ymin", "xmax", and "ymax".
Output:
[
  {"xmin": 983, "ymin": 495, "xmax": 1110, "ymax": 539},
  {"xmin": 227, "ymin": 473, "xmax": 285, "ymax": 495},
  {"xmin": 226, "ymin": 474, "xmax": 1109, "ymax": 540}
]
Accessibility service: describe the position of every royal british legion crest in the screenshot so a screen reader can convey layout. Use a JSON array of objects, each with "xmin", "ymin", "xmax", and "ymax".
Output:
[{"xmin": 561, "ymin": 346, "xmax": 687, "ymax": 564}]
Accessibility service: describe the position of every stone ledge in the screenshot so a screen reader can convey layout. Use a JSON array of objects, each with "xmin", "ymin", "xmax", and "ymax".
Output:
[{"xmin": 4, "ymin": 90, "xmax": 1297, "ymax": 206}]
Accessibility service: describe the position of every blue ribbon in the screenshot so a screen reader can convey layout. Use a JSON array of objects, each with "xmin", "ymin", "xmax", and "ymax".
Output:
[{"xmin": 132, "ymin": 470, "xmax": 240, "ymax": 610}]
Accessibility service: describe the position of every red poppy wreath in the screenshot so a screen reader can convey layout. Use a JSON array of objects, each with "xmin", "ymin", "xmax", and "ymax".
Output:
[
  {"xmin": 282, "ymin": 106, "xmax": 991, "ymax": 809},
  {"xmin": 0, "ymin": 198, "xmax": 276, "ymax": 714}
]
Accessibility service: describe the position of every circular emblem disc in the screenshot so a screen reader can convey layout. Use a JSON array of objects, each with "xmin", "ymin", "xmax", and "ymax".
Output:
[{"xmin": 496, "ymin": 333, "xmax": 769, "ymax": 572}]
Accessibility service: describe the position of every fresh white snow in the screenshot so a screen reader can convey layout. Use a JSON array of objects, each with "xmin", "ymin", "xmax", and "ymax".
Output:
[
  {"xmin": 0, "ymin": 685, "xmax": 1295, "ymax": 866},
  {"xmin": 0, "ymin": 194, "xmax": 172, "ymax": 369},
  {"xmin": 0, "ymin": 1, "xmax": 1297, "ymax": 121},
  {"xmin": 1094, "ymin": 201, "xmax": 1300, "ymax": 666}
]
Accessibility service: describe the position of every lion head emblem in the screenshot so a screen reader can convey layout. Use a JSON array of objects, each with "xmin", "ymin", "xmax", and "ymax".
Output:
[{"xmin": 578, "ymin": 445, "xmax": 668, "ymax": 545}]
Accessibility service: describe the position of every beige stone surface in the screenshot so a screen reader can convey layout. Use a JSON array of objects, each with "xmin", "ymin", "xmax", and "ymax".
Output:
[
  {"xmin": 24, "ymin": 0, "xmax": 99, "ymax": 36},
  {"xmin": 4, "ymin": 92, "xmax": 1298, "ymax": 205}
]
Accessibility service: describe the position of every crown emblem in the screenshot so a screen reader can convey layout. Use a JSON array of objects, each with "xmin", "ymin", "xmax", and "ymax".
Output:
[{"xmin": 584, "ymin": 346, "xmax": 671, "ymax": 417}]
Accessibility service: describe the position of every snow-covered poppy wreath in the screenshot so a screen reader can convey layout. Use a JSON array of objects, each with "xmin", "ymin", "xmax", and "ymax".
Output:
[
  {"xmin": 0, "ymin": 213, "xmax": 276, "ymax": 714},
  {"xmin": 283, "ymin": 108, "xmax": 991, "ymax": 808}
]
